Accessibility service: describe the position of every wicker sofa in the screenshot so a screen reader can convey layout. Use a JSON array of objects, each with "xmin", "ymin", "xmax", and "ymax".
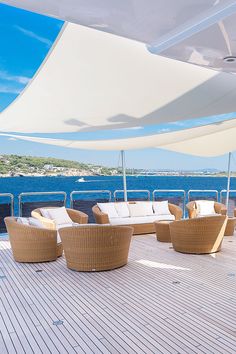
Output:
[
  {"xmin": 5, "ymin": 217, "xmax": 62, "ymax": 262},
  {"xmin": 170, "ymin": 215, "xmax": 227, "ymax": 254},
  {"xmin": 59, "ymin": 225, "xmax": 133, "ymax": 271},
  {"xmin": 92, "ymin": 202, "xmax": 182, "ymax": 235},
  {"xmin": 186, "ymin": 201, "xmax": 227, "ymax": 219},
  {"xmin": 31, "ymin": 207, "xmax": 88, "ymax": 229}
]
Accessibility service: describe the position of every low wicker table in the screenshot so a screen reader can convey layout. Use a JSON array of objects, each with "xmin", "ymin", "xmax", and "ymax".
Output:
[
  {"xmin": 154, "ymin": 220, "xmax": 173, "ymax": 242},
  {"xmin": 224, "ymin": 217, "xmax": 236, "ymax": 236}
]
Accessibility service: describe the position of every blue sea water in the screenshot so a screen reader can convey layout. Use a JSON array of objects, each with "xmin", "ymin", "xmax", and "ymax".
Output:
[{"xmin": 0, "ymin": 175, "xmax": 235, "ymax": 214}]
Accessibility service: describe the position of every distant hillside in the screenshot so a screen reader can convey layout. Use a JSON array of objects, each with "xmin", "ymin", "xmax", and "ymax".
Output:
[{"xmin": 0, "ymin": 154, "xmax": 120, "ymax": 176}]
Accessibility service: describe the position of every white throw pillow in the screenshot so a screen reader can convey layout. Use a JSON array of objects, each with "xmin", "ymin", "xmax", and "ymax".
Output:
[
  {"xmin": 97, "ymin": 203, "xmax": 119, "ymax": 218},
  {"xmin": 40, "ymin": 208, "xmax": 52, "ymax": 219},
  {"xmin": 195, "ymin": 200, "xmax": 215, "ymax": 216},
  {"xmin": 136, "ymin": 201, "xmax": 154, "ymax": 216},
  {"xmin": 153, "ymin": 201, "xmax": 171, "ymax": 215},
  {"xmin": 17, "ymin": 217, "xmax": 30, "ymax": 225},
  {"xmin": 128, "ymin": 203, "xmax": 146, "ymax": 217},
  {"xmin": 28, "ymin": 217, "xmax": 45, "ymax": 228},
  {"xmin": 115, "ymin": 202, "xmax": 130, "ymax": 217},
  {"xmin": 47, "ymin": 207, "xmax": 73, "ymax": 224}
]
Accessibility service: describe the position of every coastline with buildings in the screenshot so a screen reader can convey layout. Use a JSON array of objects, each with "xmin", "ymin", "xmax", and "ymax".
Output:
[{"xmin": 0, "ymin": 154, "xmax": 233, "ymax": 177}]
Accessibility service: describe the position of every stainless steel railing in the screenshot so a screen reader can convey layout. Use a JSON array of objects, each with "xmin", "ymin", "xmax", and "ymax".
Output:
[
  {"xmin": 113, "ymin": 189, "xmax": 150, "ymax": 201},
  {"xmin": 18, "ymin": 191, "xmax": 67, "ymax": 216},
  {"xmin": 153, "ymin": 189, "xmax": 186, "ymax": 216},
  {"xmin": 187, "ymin": 189, "xmax": 219, "ymax": 202}
]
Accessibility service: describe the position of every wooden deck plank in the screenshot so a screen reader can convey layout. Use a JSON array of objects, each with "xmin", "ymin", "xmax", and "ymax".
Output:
[{"xmin": 0, "ymin": 233, "xmax": 236, "ymax": 354}]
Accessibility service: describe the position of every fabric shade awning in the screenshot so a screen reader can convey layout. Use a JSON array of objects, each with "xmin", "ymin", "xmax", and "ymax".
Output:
[
  {"xmin": 1, "ymin": 117, "xmax": 236, "ymax": 157},
  {"xmin": 2, "ymin": 1, "xmax": 236, "ymax": 73},
  {"xmin": 1, "ymin": 23, "xmax": 236, "ymax": 134}
]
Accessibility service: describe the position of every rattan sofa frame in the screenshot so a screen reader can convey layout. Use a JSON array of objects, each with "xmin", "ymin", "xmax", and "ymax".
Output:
[
  {"xmin": 92, "ymin": 202, "xmax": 182, "ymax": 235},
  {"xmin": 59, "ymin": 225, "xmax": 133, "ymax": 271},
  {"xmin": 5, "ymin": 217, "xmax": 62, "ymax": 263}
]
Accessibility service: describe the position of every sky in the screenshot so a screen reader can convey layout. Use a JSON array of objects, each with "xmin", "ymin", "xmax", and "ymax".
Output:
[{"xmin": 0, "ymin": 3, "xmax": 235, "ymax": 171}]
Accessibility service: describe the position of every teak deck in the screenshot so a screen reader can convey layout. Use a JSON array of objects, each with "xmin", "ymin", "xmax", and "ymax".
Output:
[{"xmin": 0, "ymin": 233, "xmax": 236, "ymax": 354}]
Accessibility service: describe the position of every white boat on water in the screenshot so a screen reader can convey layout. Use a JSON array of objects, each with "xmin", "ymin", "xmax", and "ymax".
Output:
[{"xmin": 76, "ymin": 177, "xmax": 86, "ymax": 182}]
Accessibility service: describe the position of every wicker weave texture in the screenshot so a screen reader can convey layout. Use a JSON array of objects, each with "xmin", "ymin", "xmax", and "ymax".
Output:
[
  {"xmin": 32, "ymin": 207, "xmax": 88, "ymax": 229},
  {"xmin": 92, "ymin": 203, "xmax": 182, "ymax": 235},
  {"xmin": 59, "ymin": 225, "xmax": 133, "ymax": 271},
  {"xmin": 186, "ymin": 201, "xmax": 227, "ymax": 219},
  {"xmin": 170, "ymin": 215, "xmax": 227, "ymax": 254},
  {"xmin": 4, "ymin": 217, "xmax": 62, "ymax": 262}
]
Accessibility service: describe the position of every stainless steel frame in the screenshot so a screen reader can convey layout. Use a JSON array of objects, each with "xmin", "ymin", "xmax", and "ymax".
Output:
[
  {"xmin": 18, "ymin": 191, "xmax": 67, "ymax": 216},
  {"xmin": 70, "ymin": 190, "xmax": 112, "ymax": 208},
  {"xmin": 113, "ymin": 189, "xmax": 150, "ymax": 201},
  {"xmin": 153, "ymin": 189, "xmax": 186, "ymax": 216},
  {"xmin": 187, "ymin": 190, "xmax": 219, "ymax": 202},
  {"xmin": 0, "ymin": 193, "xmax": 14, "ymax": 216}
]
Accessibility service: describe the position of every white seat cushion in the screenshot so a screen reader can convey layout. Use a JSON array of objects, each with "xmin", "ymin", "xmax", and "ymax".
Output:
[
  {"xmin": 115, "ymin": 202, "xmax": 130, "ymax": 217},
  {"xmin": 109, "ymin": 214, "xmax": 174, "ymax": 225},
  {"xmin": 47, "ymin": 207, "xmax": 73, "ymax": 224},
  {"xmin": 153, "ymin": 201, "xmax": 171, "ymax": 215},
  {"xmin": 97, "ymin": 202, "xmax": 119, "ymax": 218}
]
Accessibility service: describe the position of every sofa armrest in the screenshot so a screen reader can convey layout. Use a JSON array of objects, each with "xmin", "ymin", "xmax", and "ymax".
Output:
[
  {"xmin": 168, "ymin": 203, "xmax": 183, "ymax": 220},
  {"xmin": 214, "ymin": 202, "xmax": 227, "ymax": 215},
  {"xmin": 92, "ymin": 205, "xmax": 110, "ymax": 224},
  {"xmin": 186, "ymin": 201, "xmax": 197, "ymax": 218},
  {"xmin": 66, "ymin": 208, "xmax": 88, "ymax": 224}
]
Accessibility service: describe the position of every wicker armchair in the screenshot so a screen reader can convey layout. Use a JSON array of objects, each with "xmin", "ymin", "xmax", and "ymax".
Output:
[
  {"xmin": 92, "ymin": 202, "xmax": 182, "ymax": 235},
  {"xmin": 186, "ymin": 201, "xmax": 227, "ymax": 219},
  {"xmin": 59, "ymin": 225, "xmax": 133, "ymax": 271},
  {"xmin": 31, "ymin": 207, "xmax": 88, "ymax": 229},
  {"xmin": 170, "ymin": 215, "xmax": 227, "ymax": 254},
  {"xmin": 4, "ymin": 217, "xmax": 62, "ymax": 262}
]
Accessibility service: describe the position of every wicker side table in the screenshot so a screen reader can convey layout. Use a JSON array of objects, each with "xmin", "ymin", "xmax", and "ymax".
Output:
[
  {"xmin": 154, "ymin": 220, "xmax": 173, "ymax": 242},
  {"xmin": 224, "ymin": 217, "xmax": 236, "ymax": 236}
]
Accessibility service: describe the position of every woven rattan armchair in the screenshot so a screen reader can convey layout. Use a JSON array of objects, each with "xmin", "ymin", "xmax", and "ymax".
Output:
[
  {"xmin": 170, "ymin": 215, "xmax": 227, "ymax": 254},
  {"xmin": 59, "ymin": 225, "xmax": 133, "ymax": 271},
  {"xmin": 31, "ymin": 207, "xmax": 88, "ymax": 229},
  {"xmin": 186, "ymin": 201, "xmax": 227, "ymax": 219},
  {"xmin": 4, "ymin": 217, "xmax": 62, "ymax": 262},
  {"xmin": 92, "ymin": 203, "xmax": 182, "ymax": 235}
]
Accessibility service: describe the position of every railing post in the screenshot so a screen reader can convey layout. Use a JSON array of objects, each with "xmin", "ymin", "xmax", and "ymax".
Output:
[{"xmin": 121, "ymin": 150, "xmax": 128, "ymax": 202}]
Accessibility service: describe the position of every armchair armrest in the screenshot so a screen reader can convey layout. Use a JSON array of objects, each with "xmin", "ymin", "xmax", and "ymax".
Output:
[
  {"xmin": 92, "ymin": 205, "xmax": 109, "ymax": 224},
  {"xmin": 66, "ymin": 208, "xmax": 88, "ymax": 224}
]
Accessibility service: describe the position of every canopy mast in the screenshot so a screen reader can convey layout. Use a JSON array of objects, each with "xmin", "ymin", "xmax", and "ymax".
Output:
[
  {"xmin": 226, "ymin": 152, "xmax": 232, "ymax": 214},
  {"xmin": 121, "ymin": 150, "xmax": 128, "ymax": 202}
]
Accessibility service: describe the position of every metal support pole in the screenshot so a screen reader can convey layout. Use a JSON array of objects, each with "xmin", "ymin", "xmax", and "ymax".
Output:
[
  {"xmin": 121, "ymin": 150, "xmax": 127, "ymax": 202},
  {"xmin": 226, "ymin": 152, "xmax": 232, "ymax": 213}
]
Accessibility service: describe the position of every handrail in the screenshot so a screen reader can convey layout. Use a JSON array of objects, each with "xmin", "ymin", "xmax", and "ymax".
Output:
[
  {"xmin": 153, "ymin": 189, "xmax": 186, "ymax": 216},
  {"xmin": 0, "ymin": 193, "xmax": 14, "ymax": 216},
  {"xmin": 187, "ymin": 189, "xmax": 218, "ymax": 202},
  {"xmin": 113, "ymin": 189, "xmax": 150, "ymax": 201},
  {"xmin": 220, "ymin": 189, "xmax": 236, "ymax": 203},
  {"xmin": 70, "ymin": 190, "xmax": 112, "ymax": 208},
  {"xmin": 18, "ymin": 191, "xmax": 67, "ymax": 216}
]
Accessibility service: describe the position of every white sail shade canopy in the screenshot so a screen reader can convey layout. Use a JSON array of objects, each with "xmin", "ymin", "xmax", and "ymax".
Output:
[
  {"xmin": 2, "ymin": 0, "xmax": 236, "ymax": 73},
  {"xmin": 1, "ymin": 23, "xmax": 236, "ymax": 133},
  {"xmin": 1, "ymin": 117, "xmax": 236, "ymax": 157}
]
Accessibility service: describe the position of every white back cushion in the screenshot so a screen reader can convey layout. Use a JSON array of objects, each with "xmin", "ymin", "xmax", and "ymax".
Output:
[
  {"xmin": 28, "ymin": 217, "xmax": 45, "ymax": 228},
  {"xmin": 97, "ymin": 203, "xmax": 118, "ymax": 218},
  {"xmin": 136, "ymin": 201, "xmax": 154, "ymax": 216},
  {"xmin": 195, "ymin": 200, "xmax": 215, "ymax": 216},
  {"xmin": 40, "ymin": 208, "xmax": 51, "ymax": 219},
  {"xmin": 153, "ymin": 201, "xmax": 171, "ymax": 215},
  {"xmin": 47, "ymin": 207, "xmax": 73, "ymax": 224},
  {"xmin": 115, "ymin": 202, "xmax": 130, "ymax": 217},
  {"xmin": 128, "ymin": 203, "xmax": 146, "ymax": 217},
  {"xmin": 17, "ymin": 217, "xmax": 30, "ymax": 225}
]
